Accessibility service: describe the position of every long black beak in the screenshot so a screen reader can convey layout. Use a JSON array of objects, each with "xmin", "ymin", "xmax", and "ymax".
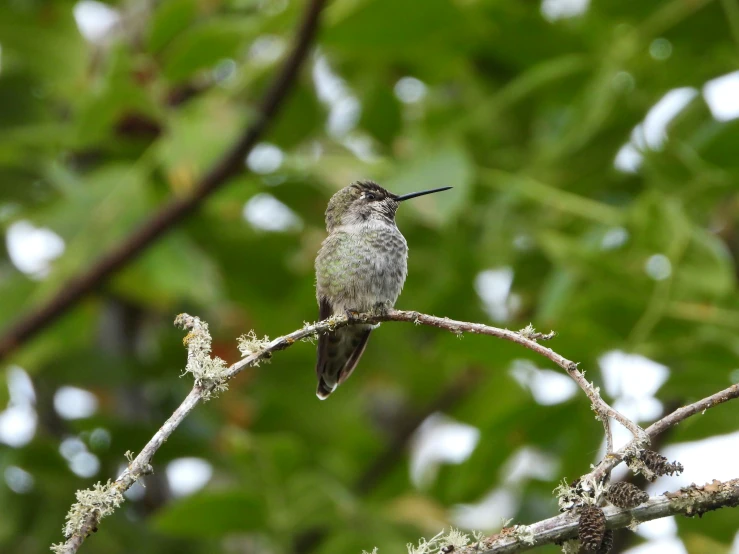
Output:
[{"xmin": 395, "ymin": 186, "xmax": 452, "ymax": 202}]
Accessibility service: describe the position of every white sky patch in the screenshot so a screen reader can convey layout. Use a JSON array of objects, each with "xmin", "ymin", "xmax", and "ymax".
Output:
[
  {"xmin": 599, "ymin": 351, "xmax": 669, "ymax": 400},
  {"xmin": 502, "ymin": 446, "xmax": 559, "ymax": 485},
  {"xmin": 125, "ymin": 479, "xmax": 146, "ymax": 501},
  {"xmin": 541, "ymin": 0, "xmax": 590, "ymax": 22},
  {"xmin": 645, "ymin": 253, "xmax": 672, "ymax": 281},
  {"xmin": 409, "ymin": 412, "xmax": 480, "ymax": 488},
  {"xmin": 510, "ymin": 359, "xmax": 577, "ymax": 405},
  {"xmin": 452, "ymin": 487, "xmax": 518, "ymax": 530},
  {"xmin": 54, "ymin": 386, "xmax": 98, "ymax": 420},
  {"xmin": 623, "ymin": 538, "xmax": 687, "ymax": 554},
  {"xmin": 475, "ymin": 267, "xmax": 514, "ymax": 322},
  {"xmin": 313, "ymin": 54, "xmax": 361, "ymax": 138},
  {"xmin": 394, "ymin": 77, "xmax": 427, "ymax": 104},
  {"xmin": 0, "ymin": 367, "xmax": 37, "ymax": 448},
  {"xmin": 598, "ymin": 351, "xmax": 668, "ymax": 453},
  {"xmin": 453, "ymin": 447, "xmax": 557, "ymax": 530},
  {"xmin": 73, "ymin": 1, "xmax": 120, "ymax": 43},
  {"xmin": 647, "ymin": 431, "xmax": 739, "ymax": 494},
  {"xmin": 243, "ymin": 193, "xmax": 302, "ymax": 232},
  {"xmin": 6, "ymin": 220, "xmax": 66, "ymax": 279},
  {"xmin": 614, "ymin": 143, "xmax": 643, "ymax": 174},
  {"xmin": 116, "ymin": 462, "xmax": 146, "ymax": 501},
  {"xmin": 246, "ymin": 143, "xmax": 284, "ymax": 174},
  {"xmin": 248, "ymin": 35, "xmax": 286, "ymax": 65},
  {"xmin": 342, "ymin": 134, "xmax": 378, "ymax": 163},
  {"xmin": 60, "ymin": 436, "xmax": 86, "ymax": 460},
  {"xmin": 637, "ymin": 516, "xmax": 678, "ymax": 540},
  {"xmin": 59, "ymin": 436, "xmax": 100, "ymax": 477},
  {"xmin": 328, "ymin": 96, "xmax": 361, "ymax": 138},
  {"xmin": 7, "ymin": 366, "xmax": 35, "ymax": 405},
  {"xmin": 0, "ymin": 405, "xmax": 37, "ymax": 447},
  {"xmin": 634, "ymin": 88, "xmax": 698, "ymax": 150},
  {"xmin": 4, "ymin": 466, "xmax": 34, "ymax": 494},
  {"xmin": 70, "ymin": 452, "xmax": 100, "ymax": 478},
  {"xmin": 166, "ymin": 458, "xmax": 213, "ymax": 497},
  {"xmin": 614, "ymin": 88, "xmax": 697, "ymax": 173},
  {"xmin": 601, "ymin": 227, "xmax": 629, "ymax": 250},
  {"xmin": 703, "ymin": 71, "xmax": 739, "ymax": 122}
]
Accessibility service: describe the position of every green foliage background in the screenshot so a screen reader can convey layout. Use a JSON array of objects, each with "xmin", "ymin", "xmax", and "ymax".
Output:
[{"xmin": 1, "ymin": 0, "xmax": 739, "ymax": 552}]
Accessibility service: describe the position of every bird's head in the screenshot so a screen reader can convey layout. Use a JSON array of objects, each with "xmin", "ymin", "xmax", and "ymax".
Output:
[{"xmin": 324, "ymin": 180, "xmax": 451, "ymax": 232}]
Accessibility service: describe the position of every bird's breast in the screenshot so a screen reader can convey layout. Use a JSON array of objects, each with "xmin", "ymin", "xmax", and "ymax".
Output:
[{"xmin": 316, "ymin": 224, "xmax": 408, "ymax": 312}]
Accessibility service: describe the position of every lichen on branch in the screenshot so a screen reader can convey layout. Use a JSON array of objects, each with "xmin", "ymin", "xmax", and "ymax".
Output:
[
  {"xmin": 175, "ymin": 313, "xmax": 228, "ymax": 398},
  {"xmin": 50, "ymin": 480, "xmax": 124, "ymax": 553}
]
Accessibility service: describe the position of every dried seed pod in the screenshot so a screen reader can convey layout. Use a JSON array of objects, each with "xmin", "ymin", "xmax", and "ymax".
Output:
[
  {"xmin": 598, "ymin": 529, "xmax": 614, "ymax": 554},
  {"xmin": 578, "ymin": 505, "xmax": 606, "ymax": 552},
  {"xmin": 640, "ymin": 450, "xmax": 684, "ymax": 477},
  {"xmin": 606, "ymin": 482, "xmax": 649, "ymax": 508}
]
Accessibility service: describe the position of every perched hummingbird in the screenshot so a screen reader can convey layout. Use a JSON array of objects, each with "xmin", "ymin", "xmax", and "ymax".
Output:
[{"xmin": 314, "ymin": 180, "xmax": 452, "ymax": 399}]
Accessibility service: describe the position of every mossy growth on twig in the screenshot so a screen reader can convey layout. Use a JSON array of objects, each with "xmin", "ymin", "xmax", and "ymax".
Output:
[
  {"xmin": 237, "ymin": 329, "xmax": 272, "ymax": 366},
  {"xmin": 175, "ymin": 314, "xmax": 228, "ymax": 399},
  {"xmin": 50, "ymin": 480, "xmax": 124, "ymax": 553}
]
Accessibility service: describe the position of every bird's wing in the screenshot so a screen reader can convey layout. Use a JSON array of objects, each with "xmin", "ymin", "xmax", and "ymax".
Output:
[{"xmin": 316, "ymin": 295, "xmax": 333, "ymax": 381}]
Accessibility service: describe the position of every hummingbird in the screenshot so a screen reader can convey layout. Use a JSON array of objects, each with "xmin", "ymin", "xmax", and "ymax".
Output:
[{"xmin": 314, "ymin": 180, "xmax": 452, "ymax": 399}]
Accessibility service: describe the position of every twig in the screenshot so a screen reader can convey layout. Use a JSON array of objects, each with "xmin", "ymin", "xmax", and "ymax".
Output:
[
  {"xmin": 372, "ymin": 311, "xmax": 648, "ymax": 447},
  {"xmin": 464, "ymin": 478, "xmax": 739, "ymax": 553},
  {"xmin": 586, "ymin": 383, "xmax": 739, "ymax": 484},
  {"xmin": 0, "ymin": 0, "xmax": 327, "ymax": 363},
  {"xmin": 50, "ymin": 309, "xmax": 653, "ymax": 552},
  {"xmin": 602, "ymin": 415, "xmax": 613, "ymax": 458}
]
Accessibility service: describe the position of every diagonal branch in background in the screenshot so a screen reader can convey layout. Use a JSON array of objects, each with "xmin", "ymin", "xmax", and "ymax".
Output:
[
  {"xmin": 0, "ymin": 0, "xmax": 327, "ymax": 363},
  {"xmin": 52, "ymin": 309, "xmax": 739, "ymax": 553}
]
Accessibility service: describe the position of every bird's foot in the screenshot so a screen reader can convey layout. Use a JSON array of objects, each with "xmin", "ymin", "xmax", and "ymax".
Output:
[
  {"xmin": 344, "ymin": 308, "xmax": 360, "ymax": 322},
  {"xmin": 371, "ymin": 301, "xmax": 392, "ymax": 316}
]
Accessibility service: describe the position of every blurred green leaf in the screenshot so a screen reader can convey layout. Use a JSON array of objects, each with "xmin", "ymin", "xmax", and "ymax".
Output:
[
  {"xmin": 147, "ymin": 0, "xmax": 199, "ymax": 53},
  {"xmin": 386, "ymin": 142, "xmax": 473, "ymax": 225},
  {"xmin": 153, "ymin": 491, "xmax": 268, "ymax": 537},
  {"xmin": 162, "ymin": 19, "xmax": 256, "ymax": 83}
]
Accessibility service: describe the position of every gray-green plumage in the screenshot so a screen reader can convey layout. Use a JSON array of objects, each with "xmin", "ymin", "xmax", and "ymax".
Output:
[{"xmin": 314, "ymin": 180, "xmax": 451, "ymax": 399}]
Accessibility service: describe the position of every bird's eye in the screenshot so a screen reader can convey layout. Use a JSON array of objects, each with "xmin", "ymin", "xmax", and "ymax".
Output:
[{"xmin": 365, "ymin": 192, "xmax": 376, "ymax": 201}]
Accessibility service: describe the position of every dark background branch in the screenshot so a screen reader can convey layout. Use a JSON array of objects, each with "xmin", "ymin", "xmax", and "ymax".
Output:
[{"xmin": 0, "ymin": 0, "xmax": 327, "ymax": 362}]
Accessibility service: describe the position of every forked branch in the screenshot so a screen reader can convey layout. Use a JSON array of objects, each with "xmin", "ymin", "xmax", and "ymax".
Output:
[{"xmin": 51, "ymin": 310, "xmax": 738, "ymax": 552}]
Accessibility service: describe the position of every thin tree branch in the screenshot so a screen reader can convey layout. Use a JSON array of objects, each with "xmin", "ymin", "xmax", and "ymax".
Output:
[
  {"xmin": 0, "ymin": 0, "xmax": 326, "ymax": 363},
  {"xmin": 368, "ymin": 311, "xmax": 648, "ymax": 447},
  {"xmin": 585, "ymin": 383, "xmax": 739, "ymax": 484},
  {"xmin": 51, "ymin": 310, "xmax": 739, "ymax": 552},
  {"xmin": 464, "ymin": 478, "xmax": 739, "ymax": 553}
]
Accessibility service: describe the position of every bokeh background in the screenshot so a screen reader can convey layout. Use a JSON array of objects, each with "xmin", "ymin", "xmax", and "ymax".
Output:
[{"xmin": 2, "ymin": 0, "xmax": 739, "ymax": 553}]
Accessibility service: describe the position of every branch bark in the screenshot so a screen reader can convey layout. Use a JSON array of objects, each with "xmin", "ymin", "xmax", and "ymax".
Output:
[
  {"xmin": 466, "ymin": 478, "xmax": 739, "ymax": 553},
  {"xmin": 51, "ymin": 309, "xmax": 739, "ymax": 552},
  {"xmin": 584, "ymin": 382, "xmax": 739, "ymax": 485},
  {"xmin": 0, "ymin": 0, "xmax": 326, "ymax": 363}
]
